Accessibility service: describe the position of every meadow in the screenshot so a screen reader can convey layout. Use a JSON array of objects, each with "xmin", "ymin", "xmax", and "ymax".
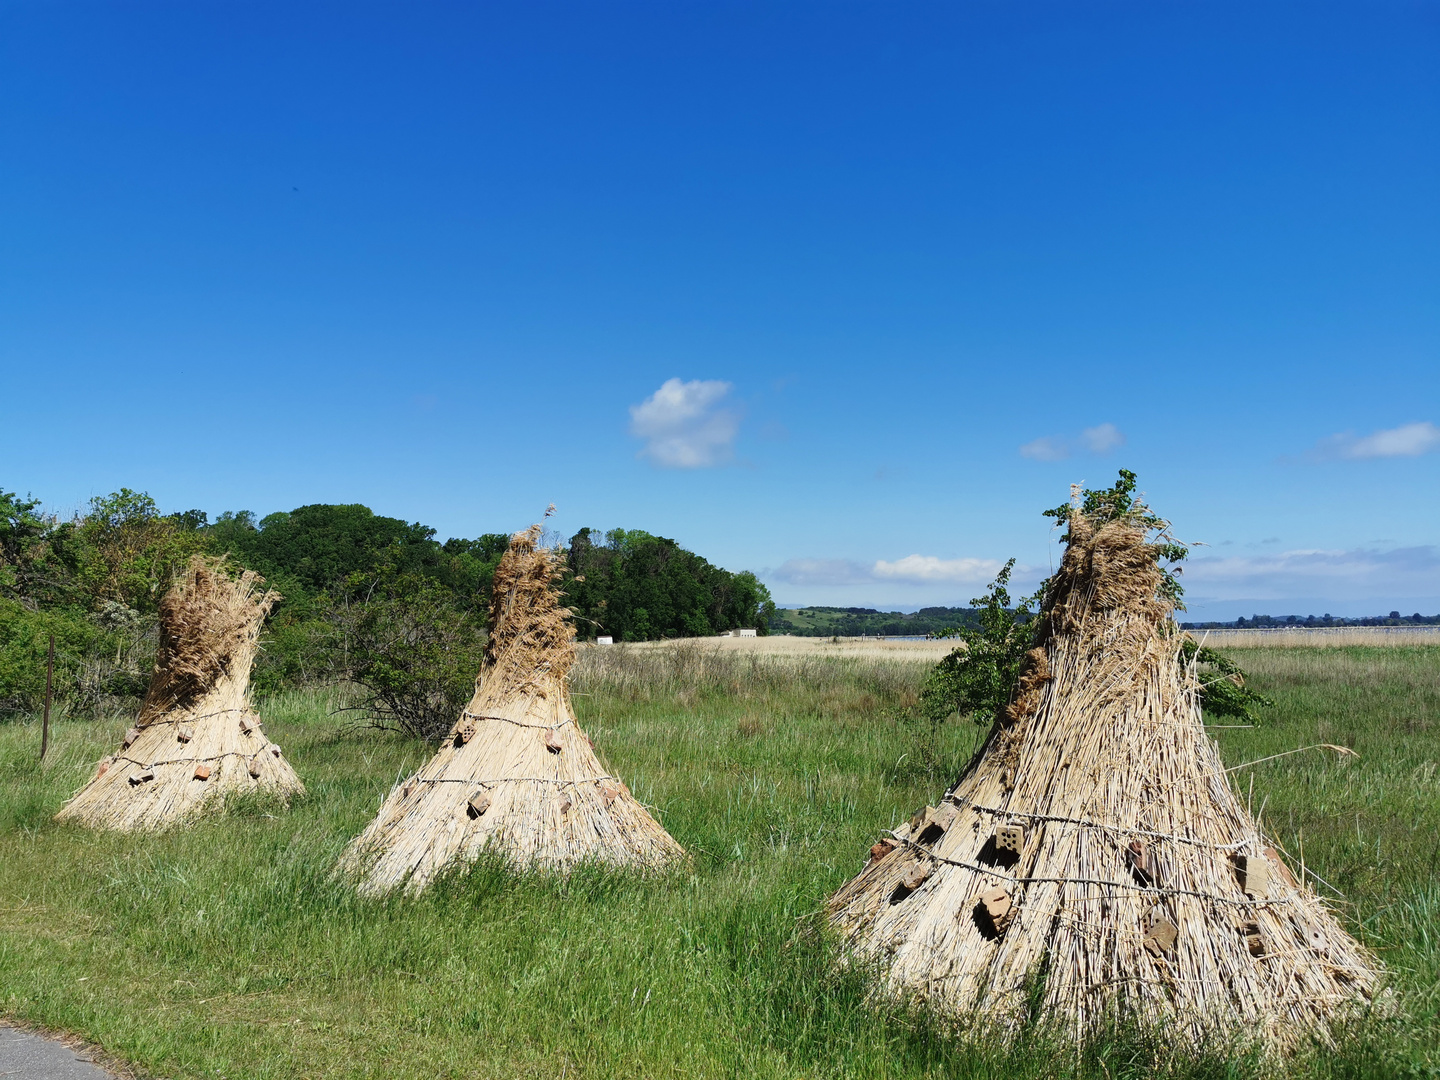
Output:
[{"xmin": 0, "ymin": 643, "xmax": 1437, "ymax": 1079}]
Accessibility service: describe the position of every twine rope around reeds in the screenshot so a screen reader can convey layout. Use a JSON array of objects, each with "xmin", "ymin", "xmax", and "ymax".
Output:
[
  {"xmin": 137, "ymin": 708, "xmax": 251, "ymax": 729},
  {"xmin": 941, "ymin": 793, "xmax": 1255, "ymax": 851},
  {"xmin": 115, "ymin": 747, "xmax": 276, "ymax": 768},
  {"xmin": 460, "ymin": 712, "xmax": 577, "ymax": 730},
  {"xmin": 410, "ymin": 774, "xmax": 618, "ymax": 786},
  {"xmin": 876, "ymin": 832, "xmax": 1294, "ymax": 908}
]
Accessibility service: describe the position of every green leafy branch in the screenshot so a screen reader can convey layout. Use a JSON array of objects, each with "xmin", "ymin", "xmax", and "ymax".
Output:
[
  {"xmin": 918, "ymin": 470, "xmax": 1268, "ymax": 729},
  {"xmin": 919, "ymin": 559, "xmax": 1041, "ymax": 725},
  {"xmin": 1180, "ymin": 638, "xmax": 1273, "ymax": 725}
]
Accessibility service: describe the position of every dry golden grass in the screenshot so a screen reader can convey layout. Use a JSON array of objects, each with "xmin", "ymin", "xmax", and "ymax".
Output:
[
  {"xmin": 607, "ymin": 633, "xmax": 958, "ymax": 660},
  {"xmin": 1190, "ymin": 627, "xmax": 1440, "ymax": 648}
]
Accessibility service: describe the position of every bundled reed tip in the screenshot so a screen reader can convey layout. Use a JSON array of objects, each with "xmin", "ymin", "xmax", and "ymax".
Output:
[
  {"xmin": 56, "ymin": 556, "xmax": 305, "ymax": 831},
  {"xmin": 338, "ymin": 521, "xmax": 685, "ymax": 896},
  {"xmin": 828, "ymin": 504, "xmax": 1383, "ymax": 1054}
]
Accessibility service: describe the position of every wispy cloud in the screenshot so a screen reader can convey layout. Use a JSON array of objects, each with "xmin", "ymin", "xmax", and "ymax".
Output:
[
  {"xmin": 1184, "ymin": 546, "xmax": 1440, "ymax": 600},
  {"xmin": 1018, "ymin": 435, "xmax": 1068, "ymax": 462},
  {"xmin": 769, "ymin": 546, "xmax": 1440, "ymax": 611},
  {"xmin": 766, "ymin": 558, "xmax": 875, "ymax": 587},
  {"xmin": 1079, "ymin": 423, "xmax": 1124, "ymax": 453},
  {"xmin": 1020, "ymin": 423, "xmax": 1126, "ymax": 461},
  {"xmin": 770, "ymin": 554, "xmax": 1010, "ymax": 588},
  {"xmin": 1309, "ymin": 421, "xmax": 1440, "ymax": 462},
  {"xmin": 629, "ymin": 378, "xmax": 740, "ymax": 468}
]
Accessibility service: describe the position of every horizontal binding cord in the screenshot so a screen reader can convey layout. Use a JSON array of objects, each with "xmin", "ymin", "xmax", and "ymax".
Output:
[
  {"xmin": 137, "ymin": 708, "xmax": 252, "ymax": 729},
  {"xmin": 460, "ymin": 712, "xmax": 576, "ymax": 731},
  {"xmin": 115, "ymin": 749, "xmax": 276, "ymax": 767},
  {"xmin": 883, "ymin": 833, "xmax": 1290, "ymax": 908},
  {"xmin": 941, "ymin": 793, "xmax": 1253, "ymax": 852},
  {"xmin": 410, "ymin": 774, "xmax": 616, "ymax": 786}
]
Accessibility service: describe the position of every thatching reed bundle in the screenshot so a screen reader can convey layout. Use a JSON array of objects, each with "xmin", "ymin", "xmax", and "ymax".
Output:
[
  {"xmin": 57, "ymin": 557, "xmax": 304, "ymax": 830},
  {"xmin": 339, "ymin": 524, "xmax": 685, "ymax": 896},
  {"xmin": 829, "ymin": 505, "xmax": 1381, "ymax": 1053}
]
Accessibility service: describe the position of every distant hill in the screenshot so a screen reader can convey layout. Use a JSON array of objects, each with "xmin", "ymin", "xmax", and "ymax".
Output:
[{"xmin": 769, "ymin": 605, "xmax": 982, "ymax": 637}]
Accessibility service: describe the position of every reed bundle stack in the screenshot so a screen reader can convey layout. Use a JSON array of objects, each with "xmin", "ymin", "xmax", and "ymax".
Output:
[
  {"xmin": 57, "ymin": 557, "xmax": 304, "ymax": 830},
  {"xmin": 829, "ymin": 506, "xmax": 1380, "ymax": 1052},
  {"xmin": 339, "ymin": 524, "xmax": 685, "ymax": 895}
]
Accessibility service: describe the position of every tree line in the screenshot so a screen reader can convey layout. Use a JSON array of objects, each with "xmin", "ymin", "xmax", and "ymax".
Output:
[
  {"xmin": 768, "ymin": 606, "xmax": 983, "ymax": 637},
  {"xmin": 0, "ymin": 485, "xmax": 773, "ymax": 731}
]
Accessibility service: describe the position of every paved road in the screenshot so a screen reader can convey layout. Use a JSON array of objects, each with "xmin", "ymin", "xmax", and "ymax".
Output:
[{"xmin": 0, "ymin": 1025, "xmax": 115, "ymax": 1079}]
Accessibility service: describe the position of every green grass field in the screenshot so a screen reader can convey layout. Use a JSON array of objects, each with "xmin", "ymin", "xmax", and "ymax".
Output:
[{"xmin": 1, "ymin": 645, "xmax": 1437, "ymax": 1078}]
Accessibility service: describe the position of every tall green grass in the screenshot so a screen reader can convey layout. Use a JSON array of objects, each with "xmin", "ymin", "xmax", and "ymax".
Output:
[{"xmin": 0, "ymin": 647, "xmax": 1436, "ymax": 1078}]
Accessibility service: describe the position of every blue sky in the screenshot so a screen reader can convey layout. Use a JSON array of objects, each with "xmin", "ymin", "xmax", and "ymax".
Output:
[{"xmin": 2, "ymin": 2, "xmax": 1437, "ymax": 620}]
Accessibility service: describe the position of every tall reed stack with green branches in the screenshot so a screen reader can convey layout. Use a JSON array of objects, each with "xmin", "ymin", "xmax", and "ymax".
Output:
[
  {"xmin": 829, "ymin": 488, "xmax": 1381, "ymax": 1053},
  {"xmin": 55, "ymin": 557, "xmax": 304, "ymax": 830},
  {"xmin": 338, "ymin": 522, "xmax": 685, "ymax": 895}
]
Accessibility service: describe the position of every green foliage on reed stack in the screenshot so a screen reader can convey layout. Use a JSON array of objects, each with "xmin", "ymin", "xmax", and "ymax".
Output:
[{"xmin": 920, "ymin": 470, "xmax": 1271, "ymax": 727}]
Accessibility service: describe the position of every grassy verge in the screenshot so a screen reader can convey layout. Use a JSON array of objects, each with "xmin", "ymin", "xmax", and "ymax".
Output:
[{"xmin": 0, "ymin": 646, "xmax": 1436, "ymax": 1078}]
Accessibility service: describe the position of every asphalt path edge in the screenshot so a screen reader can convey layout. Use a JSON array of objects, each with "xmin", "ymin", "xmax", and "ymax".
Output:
[{"xmin": 0, "ymin": 1017, "xmax": 138, "ymax": 1079}]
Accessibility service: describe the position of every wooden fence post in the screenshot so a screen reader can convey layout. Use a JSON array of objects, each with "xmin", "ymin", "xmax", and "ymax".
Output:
[{"xmin": 40, "ymin": 632, "xmax": 54, "ymax": 762}]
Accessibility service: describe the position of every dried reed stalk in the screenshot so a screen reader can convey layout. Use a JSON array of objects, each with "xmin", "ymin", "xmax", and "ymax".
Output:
[
  {"xmin": 56, "ymin": 557, "xmax": 304, "ymax": 830},
  {"xmin": 338, "ymin": 524, "xmax": 685, "ymax": 895},
  {"xmin": 829, "ymin": 509, "xmax": 1382, "ymax": 1053}
]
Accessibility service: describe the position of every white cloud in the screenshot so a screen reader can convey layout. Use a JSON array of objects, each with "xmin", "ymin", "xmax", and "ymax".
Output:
[
  {"xmin": 1079, "ymin": 423, "xmax": 1125, "ymax": 454},
  {"xmin": 1020, "ymin": 423, "xmax": 1125, "ymax": 461},
  {"xmin": 769, "ymin": 554, "xmax": 1011, "ymax": 588},
  {"xmin": 1313, "ymin": 421, "xmax": 1440, "ymax": 461},
  {"xmin": 872, "ymin": 554, "xmax": 1006, "ymax": 584},
  {"xmin": 628, "ymin": 378, "xmax": 739, "ymax": 468}
]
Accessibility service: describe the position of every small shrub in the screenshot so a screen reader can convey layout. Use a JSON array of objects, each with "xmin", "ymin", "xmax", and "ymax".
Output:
[{"xmin": 324, "ymin": 565, "xmax": 487, "ymax": 740}]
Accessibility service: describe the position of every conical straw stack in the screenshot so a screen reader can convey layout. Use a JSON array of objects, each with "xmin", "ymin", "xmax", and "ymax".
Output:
[
  {"xmin": 339, "ymin": 523, "xmax": 684, "ymax": 895},
  {"xmin": 57, "ymin": 556, "xmax": 304, "ymax": 830},
  {"xmin": 830, "ymin": 508, "xmax": 1381, "ymax": 1053}
]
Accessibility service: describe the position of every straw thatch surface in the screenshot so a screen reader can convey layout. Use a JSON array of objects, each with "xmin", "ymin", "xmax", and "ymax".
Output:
[
  {"xmin": 56, "ymin": 557, "xmax": 304, "ymax": 831},
  {"xmin": 339, "ymin": 524, "xmax": 685, "ymax": 896},
  {"xmin": 829, "ymin": 508, "xmax": 1382, "ymax": 1053}
]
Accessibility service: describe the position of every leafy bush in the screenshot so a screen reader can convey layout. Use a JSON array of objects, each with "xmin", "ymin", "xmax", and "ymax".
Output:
[
  {"xmin": 0, "ymin": 600, "xmax": 152, "ymax": 719},
  {"xmin": 323, "ymin": 566, "xmax": 488, "ymax": 740},
  {"xmin": 918, "ymin": 560, "xmax": 1037, "ymax": 724},
  {"xmin": 1181, "ymin": 640, "xmax": 1273, "ymax": 724}
]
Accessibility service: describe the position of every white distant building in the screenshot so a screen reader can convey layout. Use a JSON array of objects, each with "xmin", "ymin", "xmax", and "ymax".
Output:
[
  {"xmin": 737, "ymin": 628, "xmax": 758, "ymax": 638},
  {"xmin": 596, "ymin": 636, "xmax": 614, "ymax": 645}
]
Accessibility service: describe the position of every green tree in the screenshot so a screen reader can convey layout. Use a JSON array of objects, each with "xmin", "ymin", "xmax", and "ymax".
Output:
[
  {"xmin": 563, "ymin": 527, "xmax": 772, "ymax": 641},
  {"xmin": 73, "ymin": 489, "xmax": 209, "ymax": 614},
  {"xmin": 210, "ymin": 503, "xmax": 441, "ymax": 599},
  {"xmin": 0, "ymin": 488, "xmax": 70, "ymax": 607}
]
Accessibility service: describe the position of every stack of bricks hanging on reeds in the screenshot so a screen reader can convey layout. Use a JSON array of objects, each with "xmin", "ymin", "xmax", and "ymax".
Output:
[
  {"xmin": 56, "ymin": 557, "xmax": 304, "ymax": 830},
  {"xmin": 337, "ymin": 521, "xmax": 685, "ymax": 895},
  {"xmin": 829, "ymin": 501, "xmax": 1382, "ymax": 1054}
]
